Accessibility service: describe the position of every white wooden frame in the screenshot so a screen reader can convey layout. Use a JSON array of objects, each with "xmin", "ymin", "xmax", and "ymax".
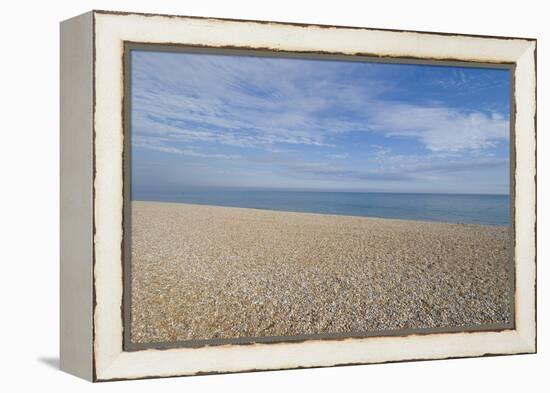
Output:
[{"xmin": 60, "ymin": 10, "xmax": 536, "ymax": 382}]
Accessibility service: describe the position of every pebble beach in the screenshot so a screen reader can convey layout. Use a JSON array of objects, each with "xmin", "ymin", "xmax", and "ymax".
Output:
[{"xmin": 130, "ymin": 201, "xmax": 513, "ymax": 344}]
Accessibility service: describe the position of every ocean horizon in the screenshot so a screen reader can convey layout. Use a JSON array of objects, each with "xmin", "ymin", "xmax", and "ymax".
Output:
[{"xmin": 132, "ymin": 189, "xmax": 509, "ymax": 226}]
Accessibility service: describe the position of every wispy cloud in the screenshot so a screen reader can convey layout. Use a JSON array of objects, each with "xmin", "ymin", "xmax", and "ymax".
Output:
[
  {"xmin": 328, "ymin": 153, "xmax": 349, "ymax": 159},
  {"xmin": 286, "ymin": 162, "xmax": 413, "ymax": 181},
  {"xmin": 131, "ymin": 50, "xmax": 510, "ymax": 194},
  {"xmin": 432, "ymin": 68, "xmax": 509, "ymax": 93},
  {"xmin": 134, "ymin": 136, "xmax": 241, "ymax": 159},
  {"xmin": 132, "ymin": 51, "xmax": 508, "ymax": 155},
  {"xmin": 132, "ymin": 52, "xmax": 382, "ymax": 152},
  {"xmin": 286, "ymin": 157, "xmax": 507, "ymax": 183}
]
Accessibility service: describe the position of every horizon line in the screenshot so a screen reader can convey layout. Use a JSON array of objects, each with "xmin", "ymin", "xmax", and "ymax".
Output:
[{"xmin": 132, "ymin": 187, "xmax": 510, "ymax": 197}]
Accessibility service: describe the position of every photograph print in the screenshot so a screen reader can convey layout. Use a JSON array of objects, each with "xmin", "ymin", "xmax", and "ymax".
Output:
[{"xmin": 125, "ymin": 46, "xmax": 513, "ymax": 348}]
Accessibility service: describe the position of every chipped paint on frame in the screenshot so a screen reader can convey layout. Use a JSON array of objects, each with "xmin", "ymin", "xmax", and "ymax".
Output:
[{"xmin": 90, "ymin": 10, "xmax": 537, "ymax": 381}]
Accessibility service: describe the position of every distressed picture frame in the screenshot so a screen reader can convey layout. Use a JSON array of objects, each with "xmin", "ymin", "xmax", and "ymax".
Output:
[{"xmin": 60, "ymin": 10, "xmax": 536, "ymax": 381}]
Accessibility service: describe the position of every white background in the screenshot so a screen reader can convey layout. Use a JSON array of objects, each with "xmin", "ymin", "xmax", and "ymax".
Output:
[{"xmin": 0, "ymin": 0, "xmax": 546, "ymax": 391}]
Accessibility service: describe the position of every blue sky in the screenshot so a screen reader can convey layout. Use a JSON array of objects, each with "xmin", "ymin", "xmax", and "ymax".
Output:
[{"xmin": 131, "ymin": 50, "xmax": 510, "ymax": 195}]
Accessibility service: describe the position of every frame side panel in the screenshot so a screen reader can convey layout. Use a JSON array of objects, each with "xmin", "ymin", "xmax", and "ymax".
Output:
[{"xmin": 60, "ymin": 11, "xmax": 94, "ymax": 381}]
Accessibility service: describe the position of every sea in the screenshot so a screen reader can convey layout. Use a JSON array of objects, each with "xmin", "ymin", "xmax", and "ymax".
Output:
[{"xmin": 133, "ymin": 189, "xmax": 510, "ymax": 226}]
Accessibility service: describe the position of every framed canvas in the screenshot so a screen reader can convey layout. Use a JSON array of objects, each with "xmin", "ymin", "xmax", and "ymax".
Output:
[{"xmin": 60, "ymin": 10, "xmax": 537, "ymax": 382}]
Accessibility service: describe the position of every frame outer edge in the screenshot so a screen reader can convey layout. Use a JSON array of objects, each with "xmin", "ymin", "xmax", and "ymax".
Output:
[
  {"xmin": 513, "ymin": 41, "xmax": 537, "ymax": 353},
  {"xmin": 91, "ymin": 11, "xmax": 538, "ymax": 381}
]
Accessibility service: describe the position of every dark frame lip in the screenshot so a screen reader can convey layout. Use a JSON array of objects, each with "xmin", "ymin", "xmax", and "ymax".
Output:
[
  {"xmin": 124, "ymin": 325, "xmax": 517, "ymax": 352},
  {"xmin": 122, "ymin": 40, "xmax": 518, "ymax": 352},
  {"xmin": 91, "ymin": 9, "xmax": 538, "ymax": 42},
  {"xmin": 91, "ymin": 11, "xmax": 97, "ymax": 382},
  {"xmin": 123, "ymin": 40, "xmax": 518, "ymax": 66}
]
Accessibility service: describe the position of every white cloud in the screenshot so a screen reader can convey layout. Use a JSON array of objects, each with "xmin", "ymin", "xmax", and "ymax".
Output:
[{"xmin": 366, "ymin": 103, "xmax": 509, "ymax": 152}]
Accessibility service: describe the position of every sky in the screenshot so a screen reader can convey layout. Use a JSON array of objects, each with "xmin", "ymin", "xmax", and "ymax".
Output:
[{"xmin": 131, "ymin": 49, "xmax": 510, "ymax": 196}]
